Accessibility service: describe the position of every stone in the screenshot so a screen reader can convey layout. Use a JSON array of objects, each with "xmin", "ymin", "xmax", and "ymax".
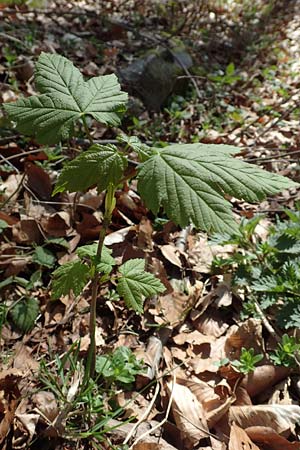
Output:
[{"xmin": 119, "ymin": 46, "xmax": 193, "ymax": 111}]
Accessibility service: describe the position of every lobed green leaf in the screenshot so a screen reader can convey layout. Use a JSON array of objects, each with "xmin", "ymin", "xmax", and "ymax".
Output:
[
  {"xmin": 117, "ymin": 259, "xmax": 165, "ymax": 313},
  {"xmin": 53, "ymin": 144, "xmax": 127, "ymax": 194},
  {"xmin": 137, "ymin": 143, "xmax": 298, "ymax": 234},
  {"xmin": 4, "ymin": 53, "xmax": 128, "ymax": 144},
  {"xmin": 51, "ymin": 260, "xmax": 89, "ymax": 299},
  {"xmin": 76, "ymin": 243, "xmax": 116, "ymax": 274}
]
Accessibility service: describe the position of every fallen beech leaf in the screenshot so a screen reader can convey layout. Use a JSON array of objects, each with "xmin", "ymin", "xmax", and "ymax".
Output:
[
  {"xmin": 160, "ymin": 244, "xmax": 182, "ymax": 268},
  {"xmin": 179, "ymin": 377, "xmax": 235, "ymax": 427},
  {"xmin": 137, "ymin": 217, "xmax": 153, "ymax": 251},
  {"xmin": 229, "ymin": 423, "xmax": 260, "ymax": 450},
  {"xmin": 13, "ymin": 413, "xmax": 39, "ymax": 449},
  {"xmin": 243, "ymin": 365, "xmax": 290, "ymax": 397},
  {"xmin": 167, "ymin": 381, "xmax": 209, "ymax": 448},
  {"xmin": 25, "ymin": 162, "xmax": 52, "ymax": 200},
  {"xmin": 229, "ymin": 404, "xmax": 300, "ymax": 435},
  {"xmin": 245, "ymin": 426, "xmax": 300, "ymax": 450},
  {"xmin": 156, "ymin": 282, "xmax": 202, "ymax": 327},
  {"xmin": 32, "ymin": 391, "xmax": 58, "ymax": 423},
  {"xmin": 225, "ymin": 319, "xmax": 264, "ymax": 360},
  {"xmin": 193, "ymin": 308, "xmax": 229, "ymax": 337},
  {"xmin": 42, "ymin": 212, "xmax": 70, "ymax": 237}
]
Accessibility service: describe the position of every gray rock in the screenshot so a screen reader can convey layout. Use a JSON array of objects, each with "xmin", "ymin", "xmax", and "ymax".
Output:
[{"xmin": 119, "ymin": 47, "xmax": 193, "ymax": 111}]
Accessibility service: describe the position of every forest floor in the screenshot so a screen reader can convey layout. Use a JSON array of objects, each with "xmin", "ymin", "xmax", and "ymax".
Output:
[{"xmin": 1, "ymin": 1, "xmax": 300, "ymax": 449}]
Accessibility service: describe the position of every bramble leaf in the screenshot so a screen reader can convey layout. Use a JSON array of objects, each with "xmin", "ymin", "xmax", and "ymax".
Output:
[
  {"xmin": 4, "ymin": 53, "xmax": 127, "ymax": 144},
  {"xmin": 76, "ymin": 243, "xmax": 116, "ymax": 274},
  {"xmin": 118, "ymin": 133, "xmax": 153, "ymax": 162},
  {"xmin": 53, "ymin": 144, "xmax": 127, "ymax": 194},
  {"xmin": 117, "ymin": 259, "xmax": 165, "ymax": 313},
  {"xmin": 51, "ymin": 260, "xmax": 89, "ymax": 299},
  {"xmin": 11, "ymin": 297, "xmax": 39, "ymax": 333},
  {"xmin": 137, "ymin": 143, "xmax": 297, "ymax": 234}
]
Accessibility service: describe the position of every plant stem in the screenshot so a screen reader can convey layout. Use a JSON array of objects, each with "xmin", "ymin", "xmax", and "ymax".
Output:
[
  {"xmin": 82, "ymin": 116, "xmax": 93, "ymax": 145},
  {"xmin": 84, "ymin": 184, "xmax": 116, "ymax": 383}
]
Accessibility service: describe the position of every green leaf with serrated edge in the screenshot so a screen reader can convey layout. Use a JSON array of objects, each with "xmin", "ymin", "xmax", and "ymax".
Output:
[
  {"xmin": 4, "ymin": 53, "xmax": 127, "ymax": 144},
  {"xmin": 11, "ymin": 297, "xmax": 39, "ymax": 333},
  {"xmin": 137, "ymin": 143, "xmax": 298, "ymax": 234},
  {"xmin": 117, "ymin": 259, "xmax": 165, "ymax": 314},
  {"xmin": 118, "ymin": 133, "xmax": 153, "ymax": 162},
  {"xmin": 76, "ymin": 243, "xmax": 115, "ymax": 275},
  {"xmin": 51, "ymin": 260, "xmax": 89, "ymax": 299},
  {"xmin": 53, "ymin": 144, "xmax": 127, "ymax": 195},
  {"xmin": 32, "ymin": 246, "xmax": 56, "ymax": 268}
]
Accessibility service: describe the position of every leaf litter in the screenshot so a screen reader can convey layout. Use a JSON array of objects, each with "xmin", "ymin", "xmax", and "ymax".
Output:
[{"xmin": 1, "ymin": 0, "xmax": 300, "ymax": 449}]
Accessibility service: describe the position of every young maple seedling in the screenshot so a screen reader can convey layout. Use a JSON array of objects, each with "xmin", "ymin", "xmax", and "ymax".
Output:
[{"xmin": 4, "ymin": 52, "xmax": 298, "ymax": 382}]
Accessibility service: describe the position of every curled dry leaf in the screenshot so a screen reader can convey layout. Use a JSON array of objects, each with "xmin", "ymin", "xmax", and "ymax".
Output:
[
  {"xmin": 229, "ymin": 404, "xmax": 300, "ymax": 435},
  {"xmin": 179, "ymin": 377, "xmax": 235, "ymax": 428},
  {"xmin": 229, "ymin": 423, "xmax": 260, "ymax": 450},
  {"xmin": 41, "ymin": 212, "xmax": 70, "ymax": 237},
  {"xmin": 160, "ymin": 244, "xmax": 183, "ymax": 268},
  {"xmin": 13, "ymin": 413, "xmax": 40, "ymax": 449},
  {"xmin": 32, "ymin": 391, "xmax": 58, "ymax": 423},
  {"xmin": 166, "ymin": 381, "xmax": 209, "ymax": 449},
  {"xmin": 242, "ymin": 365, "xmax": 290, "ymax": 397},
  {"xmin": 245, "ymin": 426, "xmax": 300, "ymax": 450},
  {"xmin": 136, "ymin": 336, "xmax": 163, "ymax": 387},
  {"xmin": 0, "ymin": 369, "xmax": 23, "ymax": 445},
  {"xmin": 225, "ymin": 319, "xmax": 264, "ymax": 360},
  {"xmin": 192, "ymin": 308, "xmax": 229, "ymax": 338},
  {"xmin": 155, "ymin": 283, "xmax": 201, "ymax": 327},
  {"xmin": 25, "ymin": 162, "xmax": 52, "ymax": 200}
]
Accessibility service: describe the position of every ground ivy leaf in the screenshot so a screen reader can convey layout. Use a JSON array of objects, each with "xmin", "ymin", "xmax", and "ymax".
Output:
[
  {"xmin": 137, "ymin": 143, "xmax": 298, "ymax": 234},
  {"xmin": 11, "ymin": 297, "xmax": 39, "ymax": 333},
  {"xmin": 53, "ymin": 144, "xmax": 127, "ymax": 194},
  {"xmin": 4, "ymin": 53, "xmax": 127, "ymax": 144},
  {"xmin": 76, "ymin": 243, "xmax": 116, "ymax": 274},
  {"xmin": 117, "ymin": 259, "xmax": 165, "ymax": 314},
  {"xmin": 51, "ymin": 260, "xmax": 89, "ymax": 299}
]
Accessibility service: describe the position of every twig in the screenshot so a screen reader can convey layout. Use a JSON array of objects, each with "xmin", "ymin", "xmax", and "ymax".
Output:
[
  {"xmin": 129, "ymin": 374, "xmax": 176, "ymax": 449},
  {"xmin": 253, "ymin": 300, "xmax": 280, "ymax": 343},
  {"xmin": 0, "ymin": 172, "xmax": 25, "ymax": 209},
  {"xmin": 123, "ymin": 381, "xmax": 160, "ymax": 445}
]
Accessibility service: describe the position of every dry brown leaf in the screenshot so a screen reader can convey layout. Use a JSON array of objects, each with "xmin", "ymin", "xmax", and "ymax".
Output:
[
  {"xmin": 173, "ymin": 330, "xmax": 213, "ymax": 346},
  {"xmin": 193, "ymin": 308, "xmax": 229, "ymax": 338},
  {"xmin": 167, "ymin": 381, "xmax": 209, "ymax": 448},
  {"xmin": 243, "ymin": 365, "xmax": 291, "ymax": 397},
  {"xmin": 25, "ymin": 162, "xmax": 52, "ymax": 200},
  {"xmin": 12, "ymin": 219, "xmax": 42, "ymax": 244},
  {"xmin": 178, "ymin": 377, "xmax": 235, "ymax": 427},
  {"xmin": 228, "ymin": 423, "xmax": 260, "ymax": 450},
  {"xmin": 160, "ymin": 244, "xmax": 182, "ymax": 268},
  {"xmin": 136, "ymin": 336, "xmax": 162, "ymax": 386},
  {"xmin": 229, "ymin": 404, "xmax": 300, "ymax": 435},
  {"xmin": 32, "ymin": 391, "xmax": 58, "ymax": 423},
  {"xmin": 42, "ymin": 212, "xmax": 70, "ymax": 237},
  {"xmin": 245, "ymin": 426, "xmax": 300, "ymax": 450},
  {"xmin": 225, "ymin": 319, "xmax": 264, "ymax": 360},
  {"xmin": 13, "ymin": 413, "xmax": 39, "ymax": 449},
  {"xmin": 137, "ymin": 217, "xmax": 153, "ymax": 251},
  {"xmin": 13, "ymin": 343, "xmax": 39, "ymax": 372},
  {"xmin": 155, "ymin": 287, "xmax": 200, "ymax": 327}
]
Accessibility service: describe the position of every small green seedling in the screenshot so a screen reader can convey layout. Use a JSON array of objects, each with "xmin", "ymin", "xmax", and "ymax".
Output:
[
  {"xmin": 231, "ymin": 347, "xmax": 263, "ymax": 374},
  {"xmin": 4, "ymin": 52, "xmax": 297, "ymax": 384},
  {"xmin": 271, "ymin": 334, "xmax": 300, "ymax": 368},
  {"xmin": 96, "ymin": 346, "xmax": 144, "ymax": 388}
]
